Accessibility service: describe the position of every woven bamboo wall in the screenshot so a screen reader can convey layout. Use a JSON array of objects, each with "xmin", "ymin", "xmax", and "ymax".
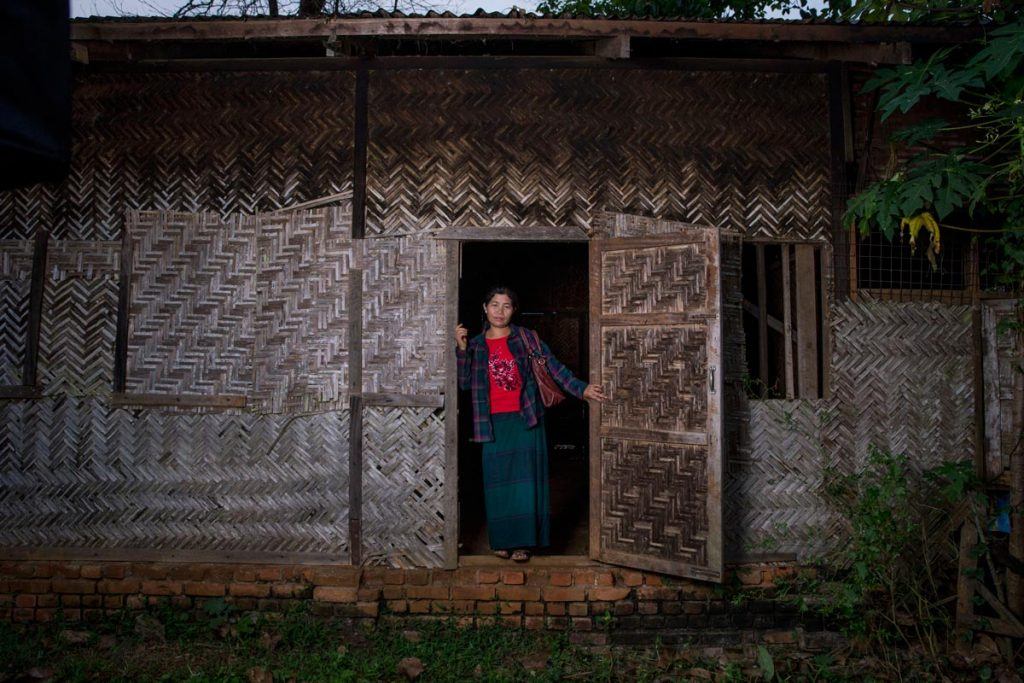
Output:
[
  {"xmin": 368, "ymin": 70, "xmax": 830, "ymax": 240},
  {"xmin": 0, "ymin": 241, "xmax": 34, "ymax": 386}
]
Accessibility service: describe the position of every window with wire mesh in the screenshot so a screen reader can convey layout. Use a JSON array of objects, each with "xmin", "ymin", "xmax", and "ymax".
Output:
[{"xmin": 742, "ymin": 242, "xmax": 826, "ymax": 400}]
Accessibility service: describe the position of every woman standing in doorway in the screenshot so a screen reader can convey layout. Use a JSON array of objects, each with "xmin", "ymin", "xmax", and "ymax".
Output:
[{"xmin": 455, "ymin": 286, "xmax": 607, "ymax": 562}]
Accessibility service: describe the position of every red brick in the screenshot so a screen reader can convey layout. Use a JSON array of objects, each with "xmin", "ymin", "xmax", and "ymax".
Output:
[
  {"xmin": 543, "ymin": 587, "xmax": 585, "ymax": 602},
  {"xmin": 408, "ymin": 600, "xmax": 430, "ymax": 614},
  {"xmin": 547, "ymin": 616, "xmax": 568, "ymax": 630},
  {"xmin": 61, "ymin": 595, "xmax": 81, "ymax": 607},
  {"xmin": 636, "ymin": 586, "xmax": 679, "ymax": 601},
  {"xmin": 406, "ymin": 585, "xmax": 448, "ymax": 600},
  {"xmin": 476, "ymin": 570, "xmax": 500, "ymax": 584},
  {"xmin": 99, "ymin": 579, "xmax": 141, "ymax": 594},
  {"xmin": 449, "ymin": 600, "xmax": 475, "ymax": 614},
  {"xmin": 232, "ymin": 567, "xmax": 257, "ymax": 582},
  {"xmin": 356, "ymin": 602, "xmax": 379, "ymax": 618},
  {"xmin": 499, "ymin": 615, "xmax": 521, "ymax": 627},
  {"xmin": 499, "ymin": 601, "xmax": 522, "ymax": 615},
  {"xmin": 183, "ymin": 582, "xmax": 225, "ymax": 597},
  {"xmin": 203, "ymin": 565, "xmax": 236, "ymax": 582},
  {"xmin": 590, "ymin": 587, "xmax": 631, "ymax": 601},
  {"xmin": 9, "ymin": 579, "xmax": 49, "ymax": 594},
  {"xmin": 590, "ymin": 601, "xmax": 611, "ymax": 614},
  {"xmin": 568, "ymin": 602, "xmax": 588, "ymax": 616},
  {"xmin": 386, "ymin": 600, "xmax": 408, "ymax": 613},
  {"xmin": 572, "ymin": 570, "xmax": 595, "ymax": 585},
  {"xmin": 524, "ymin": 616, "xmax": 545, "ymax": 630},
  {"xmin": 80, "ymin": 565, "xmax": 103, "ymax": 580},
  {"xmin": 132, "ymin": 564, "xmax": 171, "ymax": 580},
  {"xmin": 14, "ymin": 594, "xmax": 36, "ymax": 608},
  {"xmin": 61, "ymin": 608, "xmax": 81, "ymax": 621},
  {"xmin": 501, "ymin": 571, "xmax": 525, "ymax": 585},
  {"xmin": 452, "ymin": 585, "xmax": 495, "ymax": 601},
  {"xmin": 430, "ymin": 571, "xmax": 454, "ymax": 587},
  {"xmin": 313, "ymin": 586, "xmax": 358, "ymax": 603},
  {"xmin": 37, "ymin": 595, "xmax": 58, "ymax": 608},
  {"xmin": 82, "ymin": 609, "xmax": 104, "ymax": 622},
  {"xmin": 524, "ymin": 601, "xmax": 544, "ymax": 616},
  {"xmin": 103, "ymin": 565, "xmax": 128, "ymax": 579},
  {"xmin": 683, "ymin": 601, "xmax": 704, "ymax": 615},
  {"xmin": 52, "ymin": 579, "xmax": 95, "ymax": 594},
  {"xmin": 141, "ymin": 581, "xmax": 181, "ymax": 596},
  {"xmin": 81, "ymin": 595, "xmax": 102, "ymax": 607},
  {"xmin": 229, "ymin": 583, "xmax": 271, "ymax": 598},
  {"xmin": 638, "ymin": 601, "xmax": 659, "ymax": 615},
  {"xmin": 763, "ymin": 630, "xmax": 797, "ymax": 645},
  {"xmin": 382, "ymin": 586, "xmax": 404, "ymax": 600},
  {"xmin": 358, "ymin": 587, "xmax": 381, "ymax": 601},
  {"xmin": 476, "ymin": 602, "xmax": 498, "ymax": 615},
  {"xmin": 35, "ymin": 608, "xmax": 56, "ymax": 623},
  {"xmin": 737, "ymin": 568, "xmax": 763, "ymax": 586},
  {"xmin": 310, "ymin": 567, "xmax": 361, "ymax": 587},
  {"xmin": 125, "ymin": 595, "xmax": 146, "ymax": 610},
  {"xmin": 104, "ymin": 595, "xmax": 124, "ymax": 609},
  {"xmin": 571, "ymin": 617, "xmax": 592, "ymax": 631},
  {"xmin": 13, "ymin": 608, "xmax": 34, "ymax": 622},
  {"xmin": 549, "ymin": 572, "xmax": 573, "ymax": 587},
  {"xmin": 644, "ymin": 574, "xmax": 664, "ymax": 586},
  {"xmin": 613, "ymin": 601, "xmax": 634, "ymax": 616},
  {"xmin": 256, "ymin": 567, "xmax": 283, "ymax": 582},
  {"xmin": 406, "ymin": 570, "xmax": 429, "ymax": 585},
  {"xmin": 497, "ymin": 586, "xmax": 540, "ymax": 601},
  {"xmin": 170, "ymin": 595, "xmax": 192, "ymax": 609},
  {"xmin": 547, "ymin": 602, "xmax": 566, "ymax": 616},
  {"xmin": 165, "ymin": 565, "xmax": 205, "ymax": 581},
  {"xmin": 271, "ymin": 583, "xmax": 311, "ymax": 599},
  {"xmin": 594, "ymin": 572, "xmax": 615, "ymax": 587},
  {"xmin": 384, "ymin": 570, "xmax": 405, "ymax": 585},
  {"xmin": 621, "ymin": 572, "xmax": 644, "ymax": 587}
]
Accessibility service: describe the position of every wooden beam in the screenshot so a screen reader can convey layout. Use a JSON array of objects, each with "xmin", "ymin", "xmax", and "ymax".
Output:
[
  {"xmin": 351, "ymin": 63, "xmax": 368, "ymax": 240},
  {"xmin": 69, "ymin": 17, "xmax": 978, "ymax": 45},
  {"xmin": 779, "ymin": 41, "xmax": 911, "ymax": 65},
  {"xmin": 433, "ymin": 226, "xmax": 589, "ymax": 242},
  {"xmin": 795, "ymin": 245, "xmax": 819, "ymax": 398},
  {"xmin": 955, "ymin": 521, "xmax": 978, "ymax": 647},
  {"xmin": 110, "ymin": 393, "xmax": 247, "ymax": 409},
  {"xmin": 22, "ymin": 228, "xmax": 48, "ymax": 389},
  {"xmin": 0, "ymin": 386, "xmax": 42, "ymax": 400},
  {"xmin": 1, "ymin": 544, "xmax": 348, "ymax": 566},
  {"xmin": 347, "ymin": 264, "xmax": 363, "ymax": 566},
  {"xmin": 443, "ymin": 242, "xmax": 460, "ymax": 570},
  {"xmin": 755, "ymin": 243, "xmax": 768, "ymax": 388},
  {"xmin": 828, "ymin": 62, "xmax": 852, "ymax": 302},
  {"xmin": 595, "ymin": 35, "xmax": 629, "ymax": 59},
  {"xmin": 819, "ymin": 245, "xmax": 832, "ymax": 398},
  {"xmin": 741, "ymin": 299, "xmax": 784, "ymax": 335}
]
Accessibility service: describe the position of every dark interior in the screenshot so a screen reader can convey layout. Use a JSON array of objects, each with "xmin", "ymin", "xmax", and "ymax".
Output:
[{"xmin": 456, "ymin": 241, "xmax": 589, "ymax": 556}]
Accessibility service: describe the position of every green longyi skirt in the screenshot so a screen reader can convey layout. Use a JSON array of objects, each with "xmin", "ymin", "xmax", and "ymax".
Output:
[{"xmin": 481, "ymin": 412, "xmax": 550, "ymax": 551}]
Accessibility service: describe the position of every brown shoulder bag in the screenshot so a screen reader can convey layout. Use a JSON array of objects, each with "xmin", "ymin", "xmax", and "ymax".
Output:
[{"xmin": 519, "ymin": 328, "xmax": 566, "ymax": 408}]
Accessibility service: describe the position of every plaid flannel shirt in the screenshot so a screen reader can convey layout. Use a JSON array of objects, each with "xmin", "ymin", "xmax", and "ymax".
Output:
[{"xmin": 456, "ymin": 324, "xmax": 587, "ymax": 443}]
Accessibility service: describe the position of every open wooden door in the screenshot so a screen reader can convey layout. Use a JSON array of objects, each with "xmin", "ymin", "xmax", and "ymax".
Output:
[{"xmin": 589, "ymin": 228, "xmax": 723, "ymax": 582}]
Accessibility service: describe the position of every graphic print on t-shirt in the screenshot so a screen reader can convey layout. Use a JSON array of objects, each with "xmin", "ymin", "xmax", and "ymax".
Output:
[{"xmin": 489, "ymin": 356, "xmax": 522, "ymax": 392}]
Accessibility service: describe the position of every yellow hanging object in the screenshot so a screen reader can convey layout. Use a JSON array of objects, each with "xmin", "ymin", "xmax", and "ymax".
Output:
[{"xmin": 899, "ymin": 212, "xmax": 942, "ymax": 255}]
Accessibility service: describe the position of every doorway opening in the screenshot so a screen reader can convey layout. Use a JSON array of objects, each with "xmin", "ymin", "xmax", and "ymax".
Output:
[{"xmin": 456, "ymin": 241, "xmax": 590, "ymax": 557}]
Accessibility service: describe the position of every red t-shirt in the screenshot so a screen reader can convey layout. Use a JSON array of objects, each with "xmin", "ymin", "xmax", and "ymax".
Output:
[{"xmin": 486, "ymin": 335, "xmax": 522, "ymax": 414}]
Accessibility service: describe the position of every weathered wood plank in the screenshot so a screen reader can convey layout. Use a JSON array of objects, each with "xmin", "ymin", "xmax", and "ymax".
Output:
[
  {"xmin": 595, "ymin": 35, "xmax": 630, "ymax": 59},
  {"xmin": 755, "ymin": 243, "xmax": 768, "ymax": 387},
  {"xmin": 432, "ymin": 226, "xmax": 589, "ymax": 242},
  {"xmin": 1, "ymin": 545, "xmax": 348, "ymax": 566},
  {"xmin": 0, "ymin": 386, "xmax": 41, "ymax": 400},
  {"xmin": 443, "ymin": 242, "xmax": 459, "ymax": 569},
  {"xmin": 110, "ymin": 393, "xmax": 247, "ymax": 409},
  {"xmin": 588, "ymin": 238, "xmax": 602, "ymax": 564},
  {"xmin": 361, "ymin": 392, "xmax": 444, "ymax": 408},
  {"xmin": 600, "ymin": 425, "xmax": 707, "ymax": 446},
  {"xmin": 781, "ymin": 243, "xmax": 795, "ymax": 399},
  {"xmin": 795, "ymin": 244, "xmax": 819, "ymax": 397},
  {"xmin": 348, "ymin": 264, "xmax": 364, "ymax": 566},
  {"xmin": 982, "ymin": 304, "xmax": 1003, "ymax": 477},
  {"xmin": 112, "ymin": 216, "xmax": 133, "ymax": 393},
  {"xmin": 352, "ymin": 64, "xmax": 369, "ymax": 240}
]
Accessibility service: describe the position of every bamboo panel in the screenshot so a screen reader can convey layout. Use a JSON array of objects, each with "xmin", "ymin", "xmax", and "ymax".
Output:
[
  {"xmin": 0, "ymin": 72, "xmax": 356, "ymax": 241},
  {"xmin": 0, "ymin": 397, "xmax": 349, "ymax": 555},
  {"xmin": 39, "ymin": 241, "xmax": 120, "ymax": 397},
  {"xmin": 368, "ymin": 70, "xmax": 829, "ymax": 239},
  {"xmin": 359, "ymin": 237, "xmax": 446, "ymax": 395},
  {"xmin": 0, "ymin": 241, "xmax": 34, "ymax": 386},
  {"xmin": 127, "ymin": 211, "xmax": 258, "ymax": 396},
  {"xmin": 983, "ymin": 299, "xmax": 1021, "ymax": 475},
  {"xmin": 361, "ymin": 407, "xmax": 445, "ymax": 568},
  {"xmin": 253, "ymin": 207, "xmax": 353, "ymax": 413}
]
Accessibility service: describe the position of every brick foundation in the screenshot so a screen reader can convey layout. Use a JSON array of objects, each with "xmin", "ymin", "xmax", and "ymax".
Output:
[{"xmin": 0, "ymin": 559, "xmax": 824, "ymax": 645}]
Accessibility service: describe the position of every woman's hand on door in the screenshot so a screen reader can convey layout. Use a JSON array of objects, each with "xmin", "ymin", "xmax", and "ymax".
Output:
[
  {"xmin": 583, "ymin": 384, "xmax": 608, "ymax": 403},
  {"xmin": 455, "ymin": 324, "xmax": 468, "ymax": 351}
]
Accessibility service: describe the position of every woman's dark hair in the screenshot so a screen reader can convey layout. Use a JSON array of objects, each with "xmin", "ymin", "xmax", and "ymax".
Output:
[{"xmin": 483, "ymin": 285, "xmax": 519, "ymax": 311}]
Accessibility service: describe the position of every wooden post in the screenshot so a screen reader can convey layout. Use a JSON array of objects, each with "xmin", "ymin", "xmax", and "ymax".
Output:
[
  {"xmin": 1010, "ymin": 301, "xmax": 1024, "ymax": 617},
  {"xmin": 442, "ymin": 242, "xmax": 460, "ymax": 569},
  {"xmin": 347, "ymin": 265, "xmax": 363, "ymax": 566},
  {"xmin": 755, "ymin": 243, "xmax": 768, "ymax": 388},
  {"xmin": 113, "ymin": 218, "xmax": 134, "ymax": 393},
  {"xmin": 795, "ymin": 245, "xmax": 819, "ymax": 397},
  {"xmin": 781, "ymin": 244, "xmax": 795, "ymax": 399},
  {"xmin": 351, "ymin": 61, "xmax": 369, "ymax": 240}
]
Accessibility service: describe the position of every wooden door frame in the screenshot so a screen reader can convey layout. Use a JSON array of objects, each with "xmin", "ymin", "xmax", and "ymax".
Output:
[{"xmin": 439, "ymin": 227, "xmax": 590, "ymax": 569}]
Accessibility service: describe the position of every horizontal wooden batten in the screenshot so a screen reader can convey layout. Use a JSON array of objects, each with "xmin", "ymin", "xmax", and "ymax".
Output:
[
  {"xmin": 360, "ymin": 392, "xmax": 444, "ymax": 408},
  {"xmin": 0, "ymin": 386, "xmax": 42, "ymax": 400},
  {"xmin": 598, "ymin": 313, "xmax": 708, "ymax": 327},
  {"xmin": 600, "ymin": 425, "xmax": 707, "ymax": 446},
  {"xmin": 70, "ymin": 17, "xmax": 974, "ymax": 45},
  {"xmin": 1, "ymin": 545, "xmax": 348, "ymax": 566},
  {"xmin": 110, "ymin": 393, "xmax": 247, "ymax": 409},
  {"xmin": 433, "ymin": 226, "xmax": 589, "ymax": 242}
]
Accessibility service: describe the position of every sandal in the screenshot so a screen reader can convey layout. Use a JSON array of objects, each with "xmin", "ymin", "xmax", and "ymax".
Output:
[
  {"xmin": 494, "ymin": 550, "xmax": 511, "ymax": 559},
  {"xmin": 511, "ymin": 549, "xmax": 531, "ymax": 563}
]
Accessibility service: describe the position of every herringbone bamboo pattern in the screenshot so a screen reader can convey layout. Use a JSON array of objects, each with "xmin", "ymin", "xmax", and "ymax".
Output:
[
  {"xmin": 368, "ymin": 70, "xmax": 829, "ymax": 238},
  {"xmin": 39, "ymin": 241, "xmax": 120, "ymax": 397},
  {"xmin": 127, "ymin": 211, "xmax": 258, "ymax": 396},
  {"xmin": 359, "ymin": 237, "xmax": 446, "ymax": 395},
  {"xmin": 254, "ymin": 208, "xmax": 353, "ymax": 413},
  {"xmin": 362, "ymin": 407, "xmax": 445, "ymax": 568},
  {"xmin": 0, "ymin": 397, "xmax": 349, "ymax": 555},
  {"xmin": 0, "ymin": 72, "xmax": 355, "ymax": 241},
  {"xmin": 600, "ymin": 438, "xmax": 709, "ymax": 564},
  {"xmin": 0, "ymin": 241, "xmax": 34, "ymax": 386},
  {"xmin": 602, "ymin": 326, "xmax": 709, "ymax": 434},
  {"xmin": 602, "ymin": 244, "xmax": 708, "ymax": 316}
]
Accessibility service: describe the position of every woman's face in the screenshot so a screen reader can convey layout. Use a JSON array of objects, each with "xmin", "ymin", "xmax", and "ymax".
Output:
[{"xmin": 484, "ymin": 294, "xmax": 515, "ymax": 329}]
